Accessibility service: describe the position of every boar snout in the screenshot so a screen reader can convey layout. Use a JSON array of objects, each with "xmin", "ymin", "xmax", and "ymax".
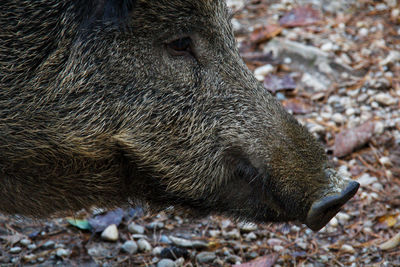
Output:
[{"xmin": 306, "ymin": 179, "xmax": 359, "ymax": 231}]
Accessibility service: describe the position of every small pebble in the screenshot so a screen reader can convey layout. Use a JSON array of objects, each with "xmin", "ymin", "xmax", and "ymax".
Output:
[
  {"xmin": 209, "ymin": 230, "xmax": 220, "ymax": 237},
  {"xmin": 152, "ymin": 246, "xmax": 163, "ymax": 256},
  {"xmin": 174, "ymin": 257, "xmax": 185, "ymax": 267},
  {"xmin": 247, "ymin": 251, "xmax": 259, "ymax": 259},
  {"xmin": 374, "ymin": 122, "xmax": 385, "ymax": 135},
  {"xmin": 23, "ymin": 254, "xmax": 36, "ymax": 262},
  {"xmin": 226, "ymin": 255, "xmax": 242, "ymax": 264},
  {"xmin": 297, "ymin": 242, "xmax": 308, "ymax": 250},
  {"xmin": 147, "ymin": 221, "xmax": 164, "ymax": 230},
  {"xmin": 372, "ymin": 182, "xmax": 383, "ymax": 191},
  {"xmin": 223, "ymin": 229, "xmax": 241, "ymax": 239},
  {"xmin": 10, "ymin": 247, "xmax": 22, "ymax": 254},
  {"xmin": 196, "ymin": 252, "xmax": 216, "ymax": 263},
  {"xmin": 273, "ymin": 245, "xmax": 284, "ymax": 252},
  {"xmin": 341, "ymin": 244, "xmax": 356, "ymax": 253},
  {"xmin": 358, "ymin": 28, "xmax": 369, "ymax": 37},
  {"xmin": 379, "ymin": 156, "xmax": 392, "ymax": 166},
  {"xmin": 321, "ymin": 42, "xmax": 334, "ymax": 51},
  {"xmin": 56, "ymin": 248, "xmax": 70, "ymax": 258},
  {"xmin": 357, "ymin": 173, "xmax": 378, "ymax": 186},
  {"xmin": 20, "ymin": 239, "xmax": 31, "ymax": 246},
  {"xmin": 238, "ymin": 222, "xmax": 258, "ymax": 232},
  {"xmin": 157, "ymin": 259, "xmax": 176, "ymax": 267},
  {"xmin": 27, "ymin": 244, "xmax": 37, "ymax": 250},
  {"xmin": 101, "ymin": 224, "xmax": 119, "ymax": 242},
  {"xmin": 336, "ymin": 212, "xmax": 350, "ymax": 222},
  {"xmin": 245, "ymin": 232, "xmax": 257, "ymax": 241},
  {"xmin": 332, "ymin": 113, "xmax": 345, "ymax": 124},
  {"xmin": 169, "ymin": 236, "xmax": 207, "ymax": 249},
  {"xmin": 43, "ymin": 240, "xmax": 55, "ymax": 249},
  {"xmin": 375, "ymin": 93, "xmax": 397, "ymax": 106},
  {"xmin": 128, "ymin": 223, "xmax": 145, "ymax": 234},
  {"xmin": 138, "ymin": 238, "xmax": 152, "ymax": 252},
  {"xmin": 121, "ymin": 240, "xmax": 138, "ymax": 254},
  {"xmin": 283, "ymin": 57, "xmax": 292, "ymax": 64},
  {"xmin": 160, "ymin": 235, "xmax": 171, "ymax": 244},
  {"xmin": 254, "ymin": 64, "xmax": 274, "ymax": 81},
  {"xmin": 329, "ymin": 217, "xmax": 339, "ymax": 227},
  {"xmin": 345, "ymin": 107, "xmax": 356, "ymax": 116}
]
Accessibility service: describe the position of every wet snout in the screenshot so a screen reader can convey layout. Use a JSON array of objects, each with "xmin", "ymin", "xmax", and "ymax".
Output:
[{"xmin": 305, "ymin": 180, "xmax": 359, "ymax": 231}]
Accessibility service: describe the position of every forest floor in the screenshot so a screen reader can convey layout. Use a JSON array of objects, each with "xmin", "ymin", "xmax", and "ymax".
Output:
[{"xmin": 1, "ymin": 0, "xmax": 399, "ymax": 266}]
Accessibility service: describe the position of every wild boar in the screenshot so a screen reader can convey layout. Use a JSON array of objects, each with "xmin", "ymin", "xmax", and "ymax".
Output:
[{"xmin": 0, "ymin": 0, "xmax": 358, "ymax": 231}]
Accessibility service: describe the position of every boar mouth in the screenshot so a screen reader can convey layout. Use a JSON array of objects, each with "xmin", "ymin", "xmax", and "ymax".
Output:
[{"xmin": 305, "ymin": 180, "xmax": 359, "ymax": 231}]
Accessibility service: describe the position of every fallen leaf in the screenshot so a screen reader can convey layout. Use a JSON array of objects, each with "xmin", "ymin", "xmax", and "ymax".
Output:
[
  {"xmin": 333, "ymin": 121, "xmax": 376, "ymax": 157},
  {"xmin": 250, "ymin": 24, "xmax": 283, "ymax": 44},
  {"xmin": 378, "ymin": 214, "xmax": 398, "ymax": 228},
  {"xmin": 241, "ymin": 51, "xmax": 275, "ymax": 65},
  {"xmin": 0, "ymin": 233, "xmax": 25, "ymax": 246},
  {"xmin": 88, "ymin": 208, "xmax": 124, "ymax": 233},
  {"xmin": 263, "ymin": 74, "xmax": 297, "ymax": 93},
  {"xmin": 67, "ymin": 219, "xmax": 91, "ymax": 231},
  {"xmin": 282, "ymin": 98, "xmax": 313, "ymax": 114},
  {"xmin": 279, "ymin": 5, "xmax": 322, "ymax": 27},
  {"xmin": 379, "ymin": 233, "xmax": 400, "ymax": 251},
  {"xmin": 234, "ymin": 254, "xmax": 278, "ymax": 267}
]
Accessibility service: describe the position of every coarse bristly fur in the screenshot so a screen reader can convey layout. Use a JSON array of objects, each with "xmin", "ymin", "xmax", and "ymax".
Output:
[{"xmin": 0, "ymin": 0, "xmax": 348, "ymax": 225}]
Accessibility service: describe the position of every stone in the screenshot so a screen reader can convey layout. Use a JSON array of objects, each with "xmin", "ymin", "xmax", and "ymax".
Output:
[
  {"xmin": 157, "ymin": 259, "xmax": 176, "ymax": 267},
  {"xmin": 196, "ymin": 252, "xmax": 216, "ymax": 263},
  {"xmin": 146, "ymin": 221, "xmax": 164, "ymax": 230},
  {"xmin": 20, "ymin": 239, "xmax": 31, "ymax": 247},
  {"xmin": 238, "ymin": 222, "xmax": 258, "ymax": 232},
  {"xmin": 223, "ymin": 229, "xmax": 241, "ymax": 239},
  {"xmin": 152, "ymin": 246, "xmax": 163, "ymax": 256},
  {"xmin": 138, "ymin": 238, "xmax": 152, "ymax": 252},
  {"xmin": 121, "ymin": 240, "xmax": 138, "ymax": 254},
  {"xmin": 357, "ymin": 173, "xmax": 378, "ymax": 187},
  {"xmin": 101, "ymin": 224, "xmax": 119, "ymax": 242},
  {"xmin": 43, "ymin": 240, "xmax": 55, "ymax": 249},
  {"xmin": 245, "ymin": 232, "xmax": 257, "ymax": 241},
  {"xmin": 341, "ymin": 244, "xmax": 355, "ymax": 253},
  {"xmin": 56, "ymin": 248, "xmax": 70, "ymax": 258},
  {"xmin": 254, "ymin": 64, "xmax": 274, "ymax": 81},
  {"xmin": 128, "ymin": 223, "xmax": 145, "ymax": 234},
  {"xmin": 9, "ymin": 247, "xmax": 22, "ymax": 254},
  {"xmin": 226, "ymin": 255, "xmax": 242, "ymax": 264},
  {"xmin": 169, "ymin": 236, "xmax": 207, "ymax": 249},
  {"xmin": 375, "ymin": 93, "xmax": 397, "ymax": 106},
  {"xmin": 336, "ymin": 212, "xmax": 350, "ymax": 222}
]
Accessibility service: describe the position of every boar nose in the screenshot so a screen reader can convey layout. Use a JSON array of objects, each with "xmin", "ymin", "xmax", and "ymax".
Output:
[{"xmin": 305, "ymin": 181, "xmax": 359, "ymax": 231}]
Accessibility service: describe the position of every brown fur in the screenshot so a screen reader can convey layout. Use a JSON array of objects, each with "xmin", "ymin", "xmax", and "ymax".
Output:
[{"xmin": 0, "ymin": 0, "xmax": 335, "ymax": 224}]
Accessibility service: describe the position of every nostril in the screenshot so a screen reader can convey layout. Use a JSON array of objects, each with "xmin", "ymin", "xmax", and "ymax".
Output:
[{"xmin": 306, "ymin": 181, "xmax": 359, "ymax": 231}]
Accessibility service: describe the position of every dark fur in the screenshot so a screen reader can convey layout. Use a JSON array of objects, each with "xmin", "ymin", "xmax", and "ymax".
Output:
[{"xmin": 0, "ymin": 0, "xmax": 332, "ymax": 224}]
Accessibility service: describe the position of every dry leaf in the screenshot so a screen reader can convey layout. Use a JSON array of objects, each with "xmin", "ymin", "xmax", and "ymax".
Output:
[
  {"xmin": 282, "ymin": 98, "xmax": 313, "ymax": 114},
  {"xmin": 234, "ymin": 254, "xmax": 278, "ymax": 267},
  {"xmin": 378, "ymin": 214, "xmax": 398, "ymax": 227},
  {"xmin": 250, "ymin": 24, "xmax": 283, "ymax": 44},
  {"xmin": 379, "ymin": 233, "xmax": 400, "ymax": 251},
  {"xmin": 333, "ymin": 121, "xmax": 376, "ymax": 157},
  {"xmin": 0, "ymin": 233, "xmax": 25, "ymax": 246},
  {"xmin": 279, "ymin": 5, "xmax": 323, "ymax": 27},
  {"xmin": 263, "ymin": 74, "xmax": 297, "ymax": 93}
]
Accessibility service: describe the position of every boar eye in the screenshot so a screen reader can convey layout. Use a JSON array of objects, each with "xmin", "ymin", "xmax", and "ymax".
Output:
[{"xmin": 166, "ymin": 37, "xmax": 193, "ymax": 57}]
